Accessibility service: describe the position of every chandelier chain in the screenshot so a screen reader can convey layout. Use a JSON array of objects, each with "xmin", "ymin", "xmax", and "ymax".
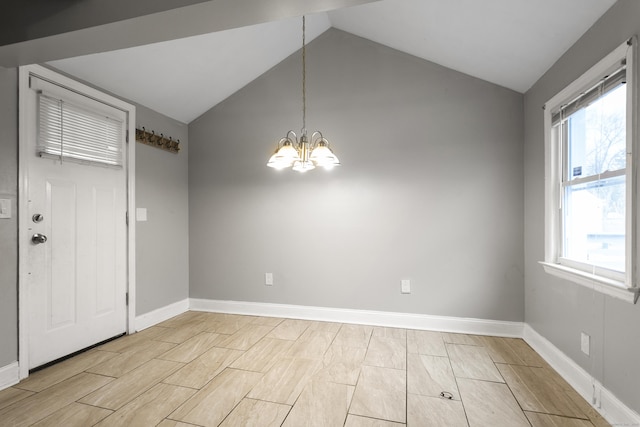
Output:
[
  {"xmin": 302, "ymin": 15, "xmax": 306, "ymax": 134},
  {"xmin": 266, "ymin": 14, "xmax": 340, "ymax": 171}
]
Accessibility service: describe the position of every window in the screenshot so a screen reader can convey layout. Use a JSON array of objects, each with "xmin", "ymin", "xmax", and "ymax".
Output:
[
  {"xmin": 542, "ymin": 38, "xmax": 639, "ymax": 303},
  {"xmin": 31, "ymin": 76, "xmax": 126, "ymax": 168}
]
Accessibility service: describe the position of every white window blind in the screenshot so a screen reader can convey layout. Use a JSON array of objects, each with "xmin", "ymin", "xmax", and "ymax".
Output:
[
  {"xmin": 550, "ymin": 66, "xmax": 626, "ymax": 126},
  {"xmin": 37, "ymin": 92, "xmax": 124, "ymax": 167}
]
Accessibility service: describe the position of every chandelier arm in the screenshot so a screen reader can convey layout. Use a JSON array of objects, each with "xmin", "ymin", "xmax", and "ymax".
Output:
[
  {"xmin": 285, "ymin": 130, "xmax": 300, "ymax": 149},
  {"xmin": 310, "ymin": 130, "xmax": 324, "ymax": 147}
]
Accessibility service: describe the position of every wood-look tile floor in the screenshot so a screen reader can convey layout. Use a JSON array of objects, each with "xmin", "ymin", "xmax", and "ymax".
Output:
[{"xmin": 0, "ymin": 311, "xmax": 611, "ymax": 426}]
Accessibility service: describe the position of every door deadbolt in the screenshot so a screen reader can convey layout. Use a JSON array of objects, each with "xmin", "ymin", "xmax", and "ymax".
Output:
[
  {"xmin": 31, "ymin": 233, "xmax": 47, "ymax": 244},
  {"xmin": 32, "ymin": 213, "xmax": 44, "ymax": 223}
]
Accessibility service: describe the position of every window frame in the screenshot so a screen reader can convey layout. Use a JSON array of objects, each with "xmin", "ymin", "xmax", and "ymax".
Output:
[
  {"xmin": 31, "ymin": 75, "xmax": 127, "ymax": 168},
  {"xmin": 541, "ymin": 38, "xmax": 639, "ymax": 304}
]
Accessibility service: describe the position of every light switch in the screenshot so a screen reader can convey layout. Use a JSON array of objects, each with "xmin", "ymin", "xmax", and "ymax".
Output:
[
  {"xmin": 581, "ymin": 332, "xmax": 590, "ymax": 356},
  {"xmin": 136, "ymin": 208, "xmax": 147, "ymax": 222},
  {"xmin": 401, "ymin": 279, "xmax": 411, "ymax": 294},
  {"xmin": 0, "ymin": 199, "xmax": 11, "ymax": 219}
]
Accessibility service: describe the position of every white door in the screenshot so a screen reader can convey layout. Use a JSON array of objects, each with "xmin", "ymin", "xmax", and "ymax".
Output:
[{"xmin": 25, "ymin": 74, "xmax": 129, "ymax": 369}]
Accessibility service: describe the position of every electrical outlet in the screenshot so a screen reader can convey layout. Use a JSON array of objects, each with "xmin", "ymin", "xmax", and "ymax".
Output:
[
  {"xmin": 265, "ymin": 272, "xmax": 273, "ymax": 286},
  {"xmin": 401, "ymin": 279, "xmax": 411, "ymax": 294},
  {"xmin": 581, "ymin": 332, "xmax": 590, "ymax": 356}
]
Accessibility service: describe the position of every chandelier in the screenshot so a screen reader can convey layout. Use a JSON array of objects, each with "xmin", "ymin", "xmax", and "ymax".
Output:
[{"xmin": 266, "ymin": 16, "xmax": 340, "ymax": 172}]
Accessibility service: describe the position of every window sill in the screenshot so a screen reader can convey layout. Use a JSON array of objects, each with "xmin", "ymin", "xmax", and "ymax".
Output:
[{"xmin": 539, "ymin": 262, "xmax": 639, "ymax": 304}]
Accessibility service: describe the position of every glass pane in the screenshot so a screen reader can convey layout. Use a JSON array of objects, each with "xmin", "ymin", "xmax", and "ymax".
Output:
[
  {"xmin": 566, "ymin": 84, "xmax": 626, "ymax": 180},
  {"xmin": 563, "ymin": 175, "xmax": 625, "ymax": 272},
  {"xmin": 37, "ymin": 93, "xmax": 124, "ymax": 167}
]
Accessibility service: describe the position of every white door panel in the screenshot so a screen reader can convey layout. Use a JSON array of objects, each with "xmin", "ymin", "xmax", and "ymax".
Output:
[{"xmin": 26, "ymin": 77, "xmax": 128, "ymax": 369}]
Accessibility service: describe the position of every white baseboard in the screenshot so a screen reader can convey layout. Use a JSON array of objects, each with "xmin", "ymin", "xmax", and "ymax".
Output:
[
  {"xmin": 189, "ymin": 298, "xmax": 524, "ymax": 337},
  {"xmin": 524, "ymin": 324, "xmax": 640, "ymax": 427},
  {"xmin": 134, "ymin": 298, "xmax": 189, "ymax": 332},
  {"xmin": 0, "ymin": 362, "xmax": 20, "ymax": 390}
]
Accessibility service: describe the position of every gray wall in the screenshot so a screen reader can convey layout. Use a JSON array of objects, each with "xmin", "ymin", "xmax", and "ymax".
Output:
[
  {"xmin": 0, "ymin": 67, "xmax": 18, "ymax": 367},
  {"xmin": 189, "ymin": 29, "xmax": 525, "ymax": 321},
  {"xmin": 524, "ymin": 0, "xmax": 640, "ymax": 414},
  {"xmin": 135, "ymin": 105, "xmax": 190, "ymax": 316}
]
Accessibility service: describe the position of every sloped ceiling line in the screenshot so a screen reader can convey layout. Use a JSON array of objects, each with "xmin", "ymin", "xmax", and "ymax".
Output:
[{"xmin": 44, "ymin": 0, "xmax": 616, "ymax": 123}]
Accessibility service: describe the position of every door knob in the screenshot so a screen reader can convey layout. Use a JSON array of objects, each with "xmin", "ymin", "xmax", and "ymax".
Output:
[{"xmin": 31, "ymin": 233, "xmax": 47, "ymax": 244}]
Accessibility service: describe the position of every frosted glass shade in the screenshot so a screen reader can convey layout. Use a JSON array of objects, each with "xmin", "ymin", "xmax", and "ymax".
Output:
[
  {"xmin": 310, "ymin": 143, "xmax": 340, "ymax": 168},
  {"xmin": 292, "ymin": 159, "xmax": 315, "ymax": 172},
  {"xmin": 266, "ymin": 141, "xmax": 300, "ymax": 169}
]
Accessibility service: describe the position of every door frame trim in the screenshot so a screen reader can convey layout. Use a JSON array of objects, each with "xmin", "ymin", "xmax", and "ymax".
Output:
[{"xmin": 17, "ymin": 64, "xmax": 137, "ymax": 379}]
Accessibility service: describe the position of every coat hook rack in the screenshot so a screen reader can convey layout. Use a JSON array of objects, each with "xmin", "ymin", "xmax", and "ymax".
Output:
[{"xmin": 135, "ymin": 127, "xmax": 181, "ymax": 153}]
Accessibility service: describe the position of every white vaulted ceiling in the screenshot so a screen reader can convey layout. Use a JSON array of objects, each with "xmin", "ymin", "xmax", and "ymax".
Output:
[{"xmin": 48, "ymin": 0, "xmax": 617, "ymax": 123}]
